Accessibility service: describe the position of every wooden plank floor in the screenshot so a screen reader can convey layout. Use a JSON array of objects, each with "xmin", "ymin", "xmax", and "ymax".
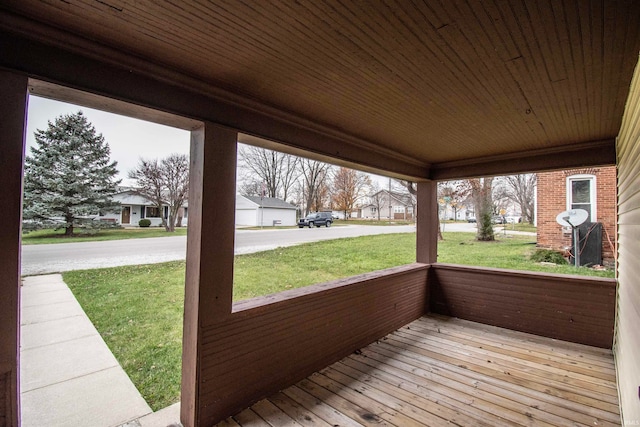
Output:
[{"xmin": 217, "ymin": 314, "xmax": 620, "ymax": 426}]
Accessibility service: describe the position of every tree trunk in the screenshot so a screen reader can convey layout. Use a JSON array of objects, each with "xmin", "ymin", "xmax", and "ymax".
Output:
[{"xmin": 65, "ymin": 213, "xmax": 74, "ymax": 236}]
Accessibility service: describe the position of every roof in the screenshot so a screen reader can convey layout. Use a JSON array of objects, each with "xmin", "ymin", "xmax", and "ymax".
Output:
[
  {"xmin": 113, "ymin": 190, "xmax": 154, "ymax": 206},
  {"xmin": 3, "ymin": 1, "xmax": 640, "ymax": 179},
  {"xmin": 243, "ymin": 196, "xmax": 297, "ymax": 210}
]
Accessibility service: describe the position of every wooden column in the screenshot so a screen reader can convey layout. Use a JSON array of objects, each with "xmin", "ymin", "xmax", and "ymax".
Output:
[
  {"xmin": 0, "ymin": 70, "xmax": 27, "ymax": 427},
  {"xmin": 416, "ymin": 181, "xmax": 438, "ymax": 264},
  {"xmin": 181, "ymin": 122, "xmax": 237, "ymax": 427}
]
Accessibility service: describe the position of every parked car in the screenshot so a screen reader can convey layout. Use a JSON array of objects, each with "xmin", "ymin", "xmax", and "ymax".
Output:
[
  {"xmin": 492, "ymin": 215, "xmax": 506, "ymax": 224},
  {"xmin": 467, "ymin": 216, "xmax": 476, "ymax": 223},
  {"xmin": 298, "ymin": 212, "xmax": 333, "ymax": 228}
]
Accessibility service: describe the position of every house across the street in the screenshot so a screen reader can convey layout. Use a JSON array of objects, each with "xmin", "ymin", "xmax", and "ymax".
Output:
[
  {"xmin": 101, "ymin": 188, "xmax": 187, "ymax": 227},
  {"xmin": 235, "ymin": 195, "xmax": 297, "ymax": 227},
  {"xmin": 361, "ymin": 189, "xmax": 415, "ymax": 220}
]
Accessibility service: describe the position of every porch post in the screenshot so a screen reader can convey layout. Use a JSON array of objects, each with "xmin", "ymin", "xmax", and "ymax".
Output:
[
  {"xmin": 416, "ymin": 180, "xmax": 438, "ymax": 264},
  {"xmin": 181, "ymin": 122, "xmax": 237, "ymax": 427},
  {"xmin": 0, "ymin": 70, "xmax": 27, "ymax": 427}
]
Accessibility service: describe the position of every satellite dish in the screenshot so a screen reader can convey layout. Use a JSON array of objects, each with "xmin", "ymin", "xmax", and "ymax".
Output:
[{"xmin": 555, "ymin": 209, "xmax": 589, "ymax": 227}]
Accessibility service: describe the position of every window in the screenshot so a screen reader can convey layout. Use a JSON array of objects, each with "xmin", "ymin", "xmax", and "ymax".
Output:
[
  {"xmin": 567, "ymin": 175, "xmax": 596, "ymax": 221},
  {"xmin": 394, "ymin": 205, "xmax": 405, "ymax": 213},
  {"xmin": 146, "ymin": 206, "xmax": 161, "ymax": 218}
]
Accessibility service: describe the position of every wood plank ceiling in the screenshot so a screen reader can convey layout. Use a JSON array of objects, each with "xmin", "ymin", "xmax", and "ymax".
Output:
[{"xmin": 2, "ymin": 0, "xmax": 640, "ymax": 168}]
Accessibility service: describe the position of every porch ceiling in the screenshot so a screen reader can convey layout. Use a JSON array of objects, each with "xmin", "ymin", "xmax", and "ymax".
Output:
[{"xmin": 2, "ymin": 1, "xmax": 640, "ymax": 170}]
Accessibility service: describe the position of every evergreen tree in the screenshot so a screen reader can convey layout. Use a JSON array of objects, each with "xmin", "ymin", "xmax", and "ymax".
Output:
[{"xmin": 23, "ymin": 111, "xmax": 121, "ymax": 235}]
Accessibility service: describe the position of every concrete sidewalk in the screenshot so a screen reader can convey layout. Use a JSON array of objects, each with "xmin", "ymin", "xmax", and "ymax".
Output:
[{"xmin": 20, "ymin": 274, "xmax": 154, "ymax": 427}]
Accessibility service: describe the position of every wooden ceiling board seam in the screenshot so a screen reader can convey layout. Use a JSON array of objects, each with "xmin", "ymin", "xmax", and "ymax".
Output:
[
  {"xmin": 532, "ymin": 0, "xmax": 581, "ymax": 142},
  {"xmin": 142, "ymin": 1, "xmax": 408, "ymax": 152},
  {"xmin": 450, "ymin": 0, "xmax": 543, "ymax": 149},
  {"xmin": 479, "ymin": 2, "xmax": 553, "ymax": 144},
  {"xmin": 590, "ymin": 1, "xmax": 606, "ymax": 139},
  {"xmin": 144, "ymin": 0, "xmax": 359, "ymax": 113},
  {"xmin": 500, "ymin": 1, "xmax": 558, "ymax": 140},
  {"xmin": 252, "ymin": 4, "xmax": 412, "ymax": 130},
  {"xmin": 599, "ymin": 2, "xmax": 622, "ymax": 138},
  {"xmin": 373, "ymin": 1, "xmax": 451, "ymax": 95},
  {"xmin": 288, "ymin": 1, "xmax": 472, "ymax": 155},
  {"xmin": 323, "ymin": 0, "xmax": 438, "ymax": 105},
  {"xmin": 189, "ymin": 2, "xmax": 338, "ymax": 92},
  {"xmin": 379, "ymin": 3, "xmax": 496, "ymax": 136},
  {"xmin": 447, "ymin": 1, "xmax": 543, "ymax": 145},
  {"xmin": 401, "ymin": 0, "xmax": 495, "ymax": 110},
  {"xmin": 362, "ymin": 2, "xmax": 492, "ymax": 150},
  {"xmin": 553, "ymin": 0, "xmax": 587, "ymax": 143},
  {"xmin": 509, "ymin": 1, "xmax": 569, "ymax": 144},
  {"xmin": 575, "ymin": 1, "xmax": 596, "ymax": 139},
  {"xmin": 224, "ymin": 2, "xmax": 361, "ymax": 95},
  {"xmin": 525, "ymin": 0, "xmax": 576, "ymax": 141},
  {"xmin": 474, "ymin": 0, "xmax": 522, "ymax": 62},
  {"xmin": 608, "ymin": 4, "xmax": 640, "ymax": 141},
  {"xmin": 287, "ymin": 1, "xmax": 399, "ymax": 97},
  {"xmin": 230, "ymin": 0, "xmax": 424, "ymax": 146},
  {"xmin": 260, "ymin": 2, "xmax": 380, "ymax": 97}
]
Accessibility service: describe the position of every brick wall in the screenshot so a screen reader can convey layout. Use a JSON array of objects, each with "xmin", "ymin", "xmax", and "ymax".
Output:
[{"xmin": 536, "ymin": 167, "xmax": 617, "ymax": 264}]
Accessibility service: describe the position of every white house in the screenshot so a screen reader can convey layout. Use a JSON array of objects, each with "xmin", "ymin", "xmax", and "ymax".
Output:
[
  {"xmin": 235, "ymin": 195, "xmax": 297, "ymax": 226},
  {"xmin": 101, "ymin": 188, "xmax": 187, "ymax": 227},
  {"xmin": 361, "ymin": 190, "xmax": 416, "ymax": 220}
]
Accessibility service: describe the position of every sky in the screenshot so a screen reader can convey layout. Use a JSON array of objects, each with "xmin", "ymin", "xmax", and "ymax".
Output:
[
  {"xmin": 26, "ymin": 95, "xmax": 191, "ymax": 186},
  {"xmin": 26, "ymin": 95, "xmax": 390, "ymax": 189}
]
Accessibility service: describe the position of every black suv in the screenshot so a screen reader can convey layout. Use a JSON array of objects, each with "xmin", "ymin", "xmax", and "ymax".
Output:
[{"xmin": 298, "ymin": 212, "xmax": 333, "ymax": 228}]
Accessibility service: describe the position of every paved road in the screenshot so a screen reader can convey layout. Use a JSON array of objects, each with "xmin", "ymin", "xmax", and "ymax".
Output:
[
  {"xmin": 21, "ymin": 225, "xmax": 417, "ymax": 275},
  {"xmin": 21, "ymin": 222, "xmax": 533, "ymax": 275}
]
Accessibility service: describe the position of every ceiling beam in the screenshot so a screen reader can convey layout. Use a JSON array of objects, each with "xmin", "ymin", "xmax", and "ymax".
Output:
[
  {"xmin": 430, "ymin": 139, "xmax": 616, "ymax": 180},
  {"xmin": 0, "ymin": 14, "xmax": 429, "ymax": 180}
]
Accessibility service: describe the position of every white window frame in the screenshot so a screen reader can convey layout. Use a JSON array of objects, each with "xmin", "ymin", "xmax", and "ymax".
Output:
[{"xmin": 566, "ymin": 174, "xmax": 597, "ymax": 222}]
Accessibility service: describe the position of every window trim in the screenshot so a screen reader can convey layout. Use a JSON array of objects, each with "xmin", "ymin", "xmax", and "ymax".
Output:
[{"xmin": 566, "ymin": 174, "xmax": 597, "ymax": 222}]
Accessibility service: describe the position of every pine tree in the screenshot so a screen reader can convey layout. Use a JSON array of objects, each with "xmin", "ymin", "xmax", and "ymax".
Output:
[{"xmin": 23, "ymin": 111, "xmax": 121, "ymax": 235}]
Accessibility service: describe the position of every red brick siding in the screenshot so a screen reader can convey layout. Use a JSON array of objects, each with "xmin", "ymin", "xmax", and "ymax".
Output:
[{"xmin": 536, "ymin": 167, "xmax": 616, "ymax": 264}]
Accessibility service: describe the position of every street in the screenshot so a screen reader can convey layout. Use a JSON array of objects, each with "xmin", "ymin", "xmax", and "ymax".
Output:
[
  {"xmin": 19, "ymin": 222, "xmax": 534, "ymax": 275},
  {"xmin": 21, "ymin": 224, "xmax": 419, "ymax": 275}
]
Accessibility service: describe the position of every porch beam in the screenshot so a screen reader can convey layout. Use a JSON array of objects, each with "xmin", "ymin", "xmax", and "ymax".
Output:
[
  {"xmin": 430, "ymin": 139, "xmax": 616, "ymax": 180},
  {"xmin": 0, "ymin": 23, "xmax": 428, "ymax": 181},
  {"xmin": 0, "ymin": 70, "xmax": 27, "ymax": 427},
  {"xmin": 416, "ymin": 181, "xmax": 438, "ymax": 264},
  {"xmin": 181, "ymin": 123, "xmax": 237, "ymax": 427}
]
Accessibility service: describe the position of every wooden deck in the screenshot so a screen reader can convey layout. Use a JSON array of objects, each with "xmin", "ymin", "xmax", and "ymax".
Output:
[{"xmin": 216, "ymin": 314, "xmax": 620, "ymax": 426}]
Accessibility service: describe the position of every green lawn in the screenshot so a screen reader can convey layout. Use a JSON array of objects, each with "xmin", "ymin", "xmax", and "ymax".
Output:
[
  {"xmin": 22, "ymin": 227, "xmax": 187, "ymax": 244},
  {"xmin": 62, "ymin": 232, "xmax": 612, "ymax": 410}
]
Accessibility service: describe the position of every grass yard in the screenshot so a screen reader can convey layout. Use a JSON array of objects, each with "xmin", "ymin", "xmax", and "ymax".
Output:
[
  {"xmin": 22, "ymin": 227, "xmax": 187, "ymax": 244},
  {"xmin": 63, "ymin": 231, "xmax": 613, "ymax": 410}
]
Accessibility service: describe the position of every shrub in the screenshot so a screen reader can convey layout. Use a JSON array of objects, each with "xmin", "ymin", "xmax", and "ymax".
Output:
[
  {"xmin": 530, "ymin": 249, "xmax": 566, "ymax": 264},
  {"xmin": 138, "ymin": 219, "xmax": 152, "ymax": 228}
]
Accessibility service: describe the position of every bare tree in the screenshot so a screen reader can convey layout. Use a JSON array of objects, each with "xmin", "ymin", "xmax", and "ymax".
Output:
[
  {"xmin": 331, "ymin": 167, "xmax": 371, "ymax": 219},
  {"xmin": 128, "ymin": 153, "xmax": 189, "ymax": 232},
  {"xmin": 459, "ymin": 178, "xmax": 495, "ymax": 241},
  {"xmin": 438, "ymin": 181, "xmax": 466, "ymax": 220},
  {"xmin": 129, "ymin": 158, "xmax": 167, "ymax": 230},
  {"xmin": 162, "ymin": 154, "xmax": 189, "ymax": 230},
  {"xmin": 368, "ymin": 182, "xmax": 386, "ymax": 220},
  {"xmin": 238, "ymin": 144, "xmax": 299, "ymax": 201},
  {"xmin": 300, "ymin": 159, "xmax": 331, "ymax": 215},
  {"xmin": 502, "ymin": 174, "xmax": 537, "ymax": 223}
]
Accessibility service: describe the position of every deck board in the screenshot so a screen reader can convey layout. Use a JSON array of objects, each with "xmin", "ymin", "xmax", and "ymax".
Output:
[{"xmin": 217, "ymin": 315, "xmax": 620, "ymax": 426}]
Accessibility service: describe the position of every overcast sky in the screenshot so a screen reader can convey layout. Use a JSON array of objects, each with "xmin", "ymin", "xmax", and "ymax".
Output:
[
  {"xmin": 26, "ymin": 95, "xmax": 191, "ymax": 186},
  {"xmin": 26, "ymin": 95, "xmax": 389, "ymax": 189}
]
